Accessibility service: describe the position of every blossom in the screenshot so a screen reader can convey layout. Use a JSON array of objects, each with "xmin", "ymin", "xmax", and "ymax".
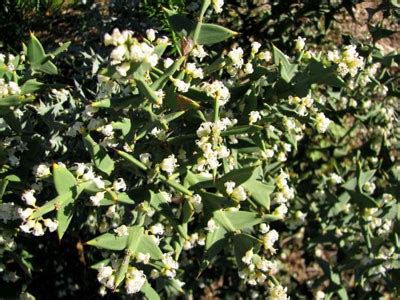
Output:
[
  {"xmin": 150, "ymin": 223, "xmax": 165, "ymax": 235},
  {"xmin": 125, "ymin": 268, "xmax": 146, "ymax": 294},
  {"xmin": 43, "ymin": 218, "xmax": 58, "ymax": 232},
  {"xmin": 201, "ymin": 80, "xmax": 230, "ymax": 105},
  {"xmin": 113, "ymin": 225, "xmax": 128, "ymax": 236},
  {"xmin": 269, "ymin": 284, "xmax": 289, "ymax": 300},
  {"xmin": 97, "ymin": 265, "xmax": 113, "ymax": 282},
  {"xmin": 241, "ymin": 248, "xmax": 254, "ymax": 265},
  {"xmin": 315, "ymin": 112, "xmax": 331, "ymax": 133},
  {"xmin": 294, "ymin": 36, "xmax": 306, "ymax": 52},
  {"xmin": 18, "ymin": 208, "xmax": 34, "ymax": 221},
  {"xmin": 33, "ymin": 164, "xmax": 51, "ymax": 178},
  {"xmin": 162, "ymin": 253, "xmax": 179, "ymax": 278},
  {"xmin": 160, "ymin": 154, "xmax": 178, "ymax": 175},
  {"xmin": 164, "ymin": 58, "xmax": 174, "ymax": 68},
  {"xmin": 21, "ymin": 189, "xmax": 36, "ymax": 207},
  {"xmin": 90, "ymin": 192, "xmax": 105, "ymax": 206},
  {"xmin": 171, "ymin": 78, "xmax": 190, "ymax": 93},
  {"xmin": 191, "ymin": 45, "xmax": 208, "ymax": 61},
  {"xmin": 136, "ymin": 252, "xmax": 151, "ymax": 264},
  {"xmin": 140, "ymin": 153, "xmax": 152, "ymax": 168},
  {"xmin": 113, "ymin": 178, "xmax": 127, "ymax": 192},
  {"xmin": 190, "ymin": 194, "xmax": 203, "ymax": 213},
  {"xmin": 258, "ymin": 50, "xmax": 272, "ymax": 62},
  {"xmin": 212, "ymin": 0, "xmax": 224, "ymax": 13},
  {"xmin": 146, "ymin": 29, "xmax": 157, "ymax": 42},
  {"xmin": 244, "ymin": 62, "xmax": 254, "ymax": 74},
  {"xmin": 228, "ymin": 47, "xmax": 244, "ymax": 67},
  {"xmin": 249, "ymin": 111, "xmax": 261, "ymax": 124},
  {"xmin": 262, "ymin": 229, "xmax": 279, "ymax": 254},
  {"xmin": 251, "ymin": 41, "xmax": 261, "ymax": 54}
]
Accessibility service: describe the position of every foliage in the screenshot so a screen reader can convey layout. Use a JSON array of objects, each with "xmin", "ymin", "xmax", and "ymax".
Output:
[{"xmin": 0, "ymin": 0, "xmax": 399, "ymax": 299}]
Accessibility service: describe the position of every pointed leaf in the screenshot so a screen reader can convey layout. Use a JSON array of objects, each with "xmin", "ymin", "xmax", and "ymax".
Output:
[{"xmin": 53, "ymin": 163, "xmax": 77, "ymax": 195}]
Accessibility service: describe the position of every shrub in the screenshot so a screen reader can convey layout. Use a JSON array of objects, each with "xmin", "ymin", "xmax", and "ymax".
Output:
[{"xmin": 0, "ymin": 0, "xmax": 399, "ymax": 298}]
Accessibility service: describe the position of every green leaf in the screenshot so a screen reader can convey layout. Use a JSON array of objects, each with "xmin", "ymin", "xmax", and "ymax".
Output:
[
  {"xmin": 232, "ymin": 233, "xmax": 260, "ymax": 267},
  {"xmin": 273, "ymin": 45, "xmax": 297, "ymax": 82},
  {"xmin": 83, "ymin": 133, "xmax": 115, "ymax": 175},
  {"xmin": 27, "ymin": 33, "xmax": 46, "ymax": 65},
  {"xmin": 196, "ymin": 23, "xmax": 237, "ymax": 45},
  {"xmin": 358, "ymin": 170, "xmax": 376, "ymax": 189},
  {"xmin": 141, "ymin": 282, "xmax": 160, "ymax": 300},
  {"xmin": 136, "ymin": 78, "xmax": 160, "ymax": 104},
  {"xmin": 114, "ymin": 253, "xmax": 131, "ymax": 288},
  {"xmin": 20, "ymin": 79, "xmax": 43, "ymax": 94},
  {"xmin": 137, "ymin": 235, "xmax": 164, "ymax": 260},
  {"xmin": 30, "ymin": 193, "xmax": 70, "ymax": 219},
  {"xmin": 204, "ymin": 225, "xmax": 227, "ymax": 262},
  {"xmin": 151, "ymin": 56, "xmax": 186, "ymax": 90},
  {"xmin": 0, "ymin": 95, "xmax": 23, "ymax": 107},
  {"xmin": 348, "ymin": 190, "xmax": 379, "ymax": 209},
  {"xmin": 165, "ymin": 10, "xmax": 196, "ymax": 35},
  {"xmin": 213, "ymin": 210, "xmax": 265, "ymax": 232},
  {"xmin": 53, "ymin": 163, "xmax": 77, "ymax": 195},
  {"xmin": 86, "ymin": 232, "xmax": 128, "ymax": 251},
  {"xmin": 56, "ymin": 192, "xmax": 75, "ymax": 240}
]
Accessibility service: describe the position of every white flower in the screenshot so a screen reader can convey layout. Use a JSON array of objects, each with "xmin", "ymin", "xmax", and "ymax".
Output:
[
  {"xmin": 162, "ymin": 253, "xmax": 179, "ymax": 278},
  {"xmin": 251, "ymin": 42, "xmax": 261, "ymax": 54},
  {"xmin": 18, "ymin": 208, "xmax": 34, "ymax": 221},
  {"xmin": 8, "ymin": 82, "xmax": 20, "ymax": 95},
  {"xmin": 33, "ymin": 164, "xmax": 51, "ymax": 178},
  {"xmin": 164, "ymin": 58, "xmax": 174, "ymax": 68},
  {"xmin": 20, "ymin": 219, "xmax": 35, "ymax": 233},
  {"xmin": 231, "ymin": 186, "xmax": 247, "ymax": 202},
  {"xmin": 110, "ymin": 45, "xmax": 126, "ymax": 63},
  {"xmin": 90, "ymin": 192, "xmax": 105, "ymax": 206},
  {"xmin": 212, "ymin": 0, "xmax": 224, "ymax": 13},
  {"xmin": 160, "ymin": 154, "xmax": 178, "ymax": 175},
  {"xmin": 258, "ymin": 50, "xmax": 272, "ymax": 62},
  {"xmin": 273, "ymin": 203, "xmax": 288, "ymax": 218},
  {"xmin": 114, "ymin": 225, "xmax": 129, "ymax": 236},
  {"xmin": 262, "ymin": 229, "xmax": 279, "ymax": 254},
  {"xmin": 191, "ymin": 45, "xmax": 208, "ymax": 61},
  {"xmin": 315, "ymin": 290, "xmax": 325, "ymax": 300},
  {"xmin": 116, "ymin": 62, "xmax": 130, "ymax": 77},
  {"xmin": 125, "ymin": 268, "xmax": 146, "ymax": 294},
  {"xmin": 295, "ymin": 36, "xmax": 306, "ymax": 52},
  {"xmin": 75, "ymin": 163, "xmax": 87, "ymax": 177},
  {"xmin": 224, "ymin": 181, "xmax": 236, "ymax": 195},
  {"xmin": 145, "ymin": 53, "xmax": 159, "ymax": 67},
  {"xmin": 244, "ymin": 62, "xmax": 254, "ymax": 74},
  {"xmin": 172, "ymin": 78, "xmax": 190, "ymax": 93},
  {"xmin": 201, "ymin": 80, "xmax": 230, "ymax": 105},
  {"xmin": 92, "ymin": 176, "xmax": 105, "ymax": 189},
  {"xmin": 32, "ymin": 221, "xmax": 45, "ymax": 236},
  {"xmin": 21, "ymin": 189, "xmax": 36, "ymax": 207},
  {"xmin": 97, "ymin": 265, "xmax": 113, "ymax": 282},
  {"xmin": 140, "ymin": 153, "xmax": 152, "ymax": 168},
  {"xmin": 269, "ymin": 284, "xmax": 288, "ymax": 300},
  {"xmin": 146, "ymin": 29, "xmax": 157, "ymax": 42},
  {"xmin": 249, "ymin": 111, "xmax": 261, "ymax": 124},
  {"xmin": 43, "ymin": 218, "xmax": 58, "ymax": 232},
  {"xmin": 150, "ymin": 223, "xmax": 165, "ymax": 235},
  {"xmin": 315, "ymin": 112, "xmax": 331, "ymax": 133},
  {"xmin": 185, "ymin": 63, "xmax": 204, "ymax": 79},
  {"xmin": 259, "ymin": 223, "xmax": 270, "ymax": 234},
  {"xmin": 241, "ymin": 248, "xmax": 254, "ymax": 265},
  {"xmin": 113, "ymin": 178, "xmax": 127, "ymax": 192},
  {"xmin": 136, "ymin": 252, "xmax": 151, "ymax": 264},
  {"xmin": 329, "ymin": 173, "xmax": 343, "ymax": 184},
  {"xmin": 205, "ymin": 219, "xmax": 218, "ymax": 232},
  {"xmin": 190, "ymin": 194, "xmax": 203, "ymax": 213},
  {"xmin": 228, "ymin": 47, "xmax": 244, "ymax": 67},
  {"xmin": 100, "ymin": 124, "xmax": 114, "ymax": 137}
]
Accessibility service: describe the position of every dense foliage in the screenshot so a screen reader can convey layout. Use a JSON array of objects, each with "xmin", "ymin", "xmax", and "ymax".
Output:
[{"xmin": 0, "ymin": 0, "xmax": 399, "ymax": 299}]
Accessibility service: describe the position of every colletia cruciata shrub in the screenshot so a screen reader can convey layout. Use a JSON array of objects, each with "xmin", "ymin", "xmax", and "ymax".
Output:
[{"xmin": 1, "ymin": 0, "xmax": 399, "ymax": 298}]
